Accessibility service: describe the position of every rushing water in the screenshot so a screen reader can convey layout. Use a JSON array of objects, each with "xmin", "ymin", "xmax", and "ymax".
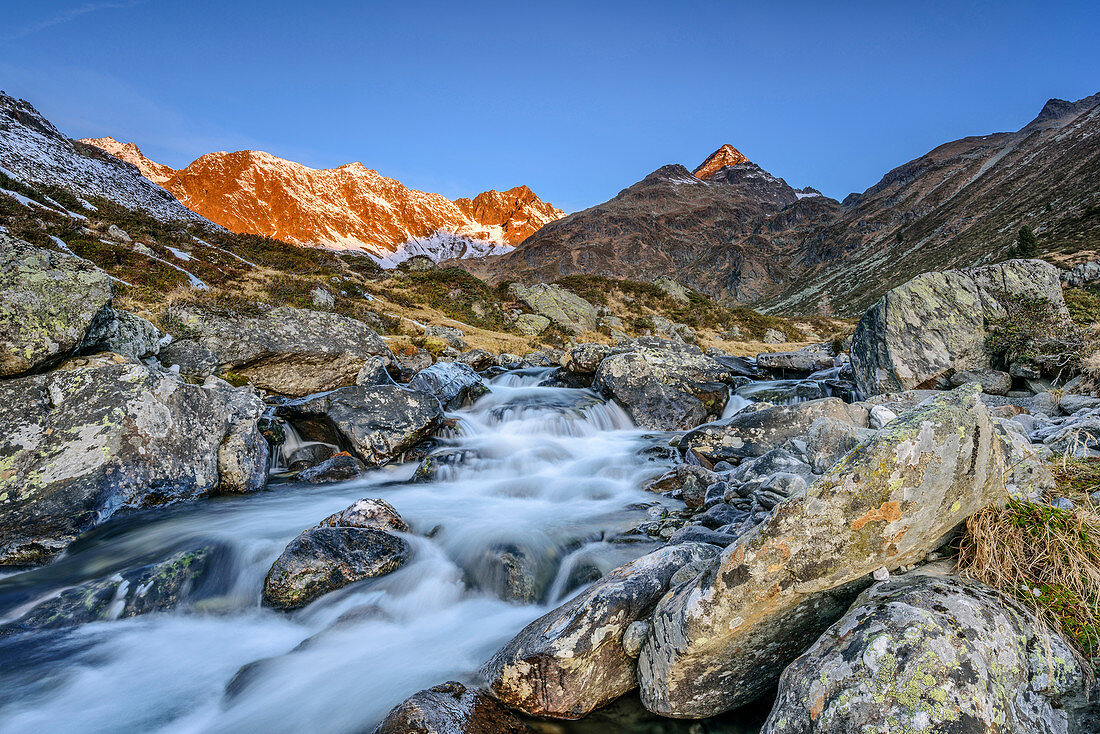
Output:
[{"xmin": 0, "ymin": 369, "xmax": 683, "ymax": 733}]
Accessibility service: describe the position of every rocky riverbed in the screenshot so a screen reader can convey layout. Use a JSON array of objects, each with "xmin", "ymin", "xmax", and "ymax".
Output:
[{"xmin": 1, "ymin": 233, "xmax": 1099, "ymax": 733}]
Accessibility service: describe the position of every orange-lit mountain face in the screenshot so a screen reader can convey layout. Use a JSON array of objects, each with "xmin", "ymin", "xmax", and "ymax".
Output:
[
  {"xmin": 80, "ymin": 138, "xmax": 563, "ymax": 260},
  {"xmin": 692, "ymin": 144, "xmax": 750, "ymax": 179}
]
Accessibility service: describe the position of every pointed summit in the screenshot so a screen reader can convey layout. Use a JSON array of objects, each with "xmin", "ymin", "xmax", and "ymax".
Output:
[{"xmin": 692, "ymin": 144, "xmax": 750, "ymax": 180}]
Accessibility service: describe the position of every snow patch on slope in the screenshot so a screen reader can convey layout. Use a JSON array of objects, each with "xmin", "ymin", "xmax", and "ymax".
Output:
[{"xmin": 372, "ymin": 230, "xmax": 515, "ymax": 269}]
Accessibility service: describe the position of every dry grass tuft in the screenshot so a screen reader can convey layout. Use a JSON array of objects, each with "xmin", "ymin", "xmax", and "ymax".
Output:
[{"xmin": 958, "ymin": 459, "xmax": 1100, "ymax": 668}]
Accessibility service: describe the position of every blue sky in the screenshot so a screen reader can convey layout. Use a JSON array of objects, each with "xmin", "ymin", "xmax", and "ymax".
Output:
[{"xmin": 1, "ymin": 1, "xmax": 1097, "ymax": 212}]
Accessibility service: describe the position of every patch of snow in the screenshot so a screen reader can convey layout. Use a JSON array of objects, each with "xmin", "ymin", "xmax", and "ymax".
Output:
[
  {"xmin": 48, "ymin": 235, "xmax": 75, "ymax": 255},
  {"xmin": 374, "ymin": 230, "xmax": 514, "ymax": 269},
  {"xmin": 165, "ymin": 245, "xmax": 193, "ymax": 261},
  {"xmin": 0, "ymin": 187, "xmax": 50, "ymax": 210},
  {"xmin": 191, "ymin": 236, "xmax": 259, "ymax": 269},
  {"xmin": 795, "ymin": 191, "xmax": 822, "ymax": 199}
]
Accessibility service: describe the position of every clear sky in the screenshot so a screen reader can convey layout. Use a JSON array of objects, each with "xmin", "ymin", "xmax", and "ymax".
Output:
[{"xmin": 1, "ymin": 1, "xmax": 1097, "ymax": 212}]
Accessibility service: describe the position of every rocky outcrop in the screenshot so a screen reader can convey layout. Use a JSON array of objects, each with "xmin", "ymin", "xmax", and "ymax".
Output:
[
  {"xmin": 375, "ymin": 681, "xmax": 532, "ymax": 734},
  {"xmin": 680, "ymin": 398, "xmax": 864, "ymax": 463},
  {"xmin": 408, "ymin": 362, "xmax": 488, "ymax": 410},
  {"xmin": 0, "ymin": 355, "xmax": 264, "ymax": 565},
  {"xmin": 275, "ymin": 385, "xmax": 443, "ymax": 465},
  {"xmin": 0, "ymin": 234, "xmax": 112, "ymax": 376},
  {"xmin": 593, "ymin": 340, "xmax": 737, "ymax": 430},
  {"xmin": 482, "ymin": 542, "xmax": 720, "ymax": 719},
  {"xmin": 261, "ymin": 526, "xmax": 409, "ymax": 610},
  {"xmin": 160, "ymin": 306, "xmax": 395, "ymax": 396},
  {"xmin": 507, "ymin": 283, "xmax": 598, "ymax": 334},
  {"xmin": 763, "ymin": 571, "xmax": 1087, "ymax": 734},
  {"xmin": 637, "ymin": 385, "xmax": 1033, "ymax": 717},
  {"xmin": 849, "ymin": 259, "xmax": 1067, "ymax": 397},
  {"xmin": 756, "ymin": 344, "xmax": 836, "ymax": 374}
]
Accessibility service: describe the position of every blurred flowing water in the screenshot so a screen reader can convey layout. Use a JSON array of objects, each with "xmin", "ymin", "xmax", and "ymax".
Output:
[{"xmin": 0, "ymin": 369, "xmax": 687, "ymax": 733}]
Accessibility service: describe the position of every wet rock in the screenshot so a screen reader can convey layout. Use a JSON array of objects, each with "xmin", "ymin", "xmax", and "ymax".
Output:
[
  {"xmin": 318, "ymin": 497, "xmax": 409, "ymax": 532},
  {"xmin": 950, "ymin": 367, "xmax": 1013, "ymax": 396},
  {"xmin": 482, "ymin": 542, "xmax": 720, "ymax": 719},
  {"xmin": 644, "ymin": 465, "xmax": 719, "ymax": 508},
  {"xmin": 850, "ymin": 259, "xmax": 1066, "ymax": 397},
  {"xmin": 508, "ymin": 283, "xmax": 599, "ymax": 334},
  {"xmin": 0, "ymin": 234, "xmax": 113, "ymax": 376},
  {"xmin": 3, "ymin": 547, "xmax": 220, "ymax": 631},
  {"xmin": 561, "ymin": 342, "xmax": 612, "ymax": 375},
  {"xmin": 756, "ymin": 344, "xmax": 835, "ymax": 374},
  {"xmin": 593, "ymin": 340, "xmax": 737, "ymax": 430},
  {"xmin": 160, "ymin": 305, "xmax": 395, "ymax": 396},
  {"xmin": 804, "ymin": 416, "xmax": 877, "ymax": 473},
  {"xmin": 262, "ymin": 527, "xmax": 409, "ymax": 610},
  {"xmin": 638, "ymin": 385, "xmax": 1038, "ymax": 718},
  {"xmin": 668, "ymin": 525, "xmax": 740, "ymax": 547},
  {"xmin": 680, "ymin": 398, "xmax": 863, "ymax": 463},
  {"xmin": 763, "ymin": 571, "xmax": 1087, "ymax": 734},
  {"xmin": 455, "ymin": 348, "xmax": 495, "ymax": 372},
  {"xmin": 470, "ymin": 543, "xmax": 552, "ymax": 604},
  {"xmin": 275, "ymin": 385, "xmax": 443, "ymax": 466},
  {"xmin": 297, "ymin": 452, "xmax": 366, "ymax": 483},
  {"xmin": 408, "ymin": 362, "xmax": 488, "ymax": 410},
  {"xmin": 0, "ymin": 356, "xmax": 258, "ymax": 565},
  {"xmin": 216, "ymin": 416, "xmax": 270, "ymax": 493},
  {"xmin": 374, "ymin": 681, "xmax": 532, "ymax": 734}
]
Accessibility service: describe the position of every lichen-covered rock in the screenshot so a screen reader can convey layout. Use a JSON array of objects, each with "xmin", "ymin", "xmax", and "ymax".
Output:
[
  {"xmin": 762, "ymin": 572, "xmax": 1086, "ymax": 734},
  {"xmin": 680, "ymin": 398, "xmax": 864, "ymax": 464},
  {"xmin": 408, "ymin": 362, "xmax": 488, "ymax": 410},
  {"xmin": 216, "ymin": 418, "xmax": 269, "ymax": 493},
  {"xmin": 424, "ymin": 325, "xmax": 468, "ymax": 350},
  {"xmin": 850, "ymin": 259, "xmax": 1066, "ymax": 397},
  {"xmin": 374, "ymin": 681, "xmax": 532, "ymax": 734},
  {"xmin": 455, "ymin": 348, "xmax": 495, "ymax": 372},
  {"xmin": 508, "ymin": 283, "xmax": 599, "ymax": 334},
  {"xmin": 2, "ymin": 546, "xmax": 221, "ymax": 631},
  {"xmin": 261, "ymin": 527, "xmax": 409, "ymax": 610},
  {"xmin": 482, "ymin": 542, "xmax": 720, "ymax": 719},
  {"xmin": 297, "ymin": 452, "xmax": 366, "ymax": 483},
  {"xmin": 514, "ymin": 313, "xmax": 550, "ymax": 336},
  {"xmin": 160, "ymin": 305, "xmax": 395, "ymax": 396},
  {"xmin": 638, "ymin": 385, "xmax": 1032, "ymax": 718},
  {"xmin": 0, "ymin": 234, "xmax": 113, "ymax": 376},
  {"xmin": 562, "ymin": 342, "xmax": 612, "ymax": 375},
  {"xmin": 79, "ymin": 307, "xmax": 162, "ymax": 360},
  {"xmin": 0, "ymin": 356, "xmax": 256, "ymax": 565},
  {"xmin": 275, "ymin": 385, "xmax": 443, "ymax": 466},
  {"xmin": 593, "ymin": 340, "xmax": 737, "ymax": 430},
  {"xmin": 645, "ymin": 464, "xmax": 720, "ymax": 508}
]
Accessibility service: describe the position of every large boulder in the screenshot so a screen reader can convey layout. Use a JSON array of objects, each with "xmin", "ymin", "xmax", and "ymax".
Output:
[
  {"xmin": 849, "ymin": 259, "xmax": 1066, "ymax": 397},
  {"xmin": 0, "ymin": 355, "xmax": 262, "ymax": 565},
  {"xmin": 262, "ymin": 526, "xmax": 409, "ymax": 610},
  {"xmin": 79, "ymin": 307, "xmax": 162, "ymax": 360},
  {"xmin": 408, "ymin": 362, "xmax": 488, "ymax": 410},
  {"xmin": 680, "ymin": 398, "xmax": 864, "ymax": 464},
  {"xmin": 756, "ymin": 344, "xmax": 835, "ymax": 374},
  {"xmin": 0, "ymin": 234, "xmax": 112, "ymax": 376},
  {"xmin": 508, "ymin": 283, "xmax": 598, "ymax": 334},
  {"xmin": 160, "ymin": 305, "xmax": 395, "ymax": 396},
  {"xmin": 274, "ymin": 385, "xmax": 443, "ymax": 466},
  {"xmin": 593, "ymin": 340, "xmax": 737, "ymax": 430},
  {"xmin": 763, "ymin": 571, "xmax": 1088, "ymax": 734},
  {"xmin": 482, "ymin": 542, "xmax": 720, "ymax": 719},
  {"xmin": 637, "ymin": 385, "xmax": 1038, "ymax": 717},
  {"xmin": 375, "ymin": 681, "xmax": 532, "ymax": 734}
]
